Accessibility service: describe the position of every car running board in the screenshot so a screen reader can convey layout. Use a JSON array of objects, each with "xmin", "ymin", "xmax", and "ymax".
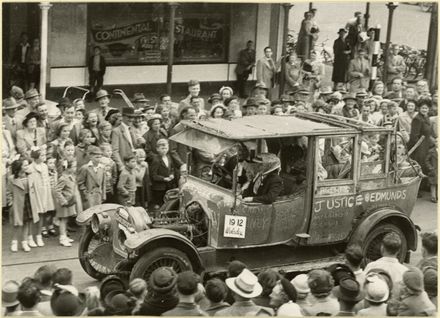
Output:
[{"xmin": 254, "ymin": 255, "xmax": 345, "ymax": 274}]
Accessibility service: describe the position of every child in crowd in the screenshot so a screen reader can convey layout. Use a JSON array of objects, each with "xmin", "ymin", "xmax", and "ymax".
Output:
[
  {"xmin": 75, "ymin": 128, "xmax": 93, "ymax": 169},
  {"xmin": 134, "ymin": 149, "xmax": 150, "ymax": 208},
  {"xmin": 47, "ymin": 123, "xmax": 72, "ymax": 160},
  {"xmin": 29, "ymin": 148, "xmax": 53, "ymax": 247},
  {"xmin": 425, "ymin": 142, "xmax": 438, "ymax": 203},
  {"xmin": 54, "ymin": 159, "xmax": 77, "ymax": 247},
  {"xmin": 57, "ymin": 140, "xmax": 76, "ymax": 175},
  {"xmin": 100, "ymin": 143, "xmax": 117, "ymax": 203},
  {"xmin": 98, "ymin": 121, "xmax": 113, "ymax": 145},
  {"xmin": 369, "ymin": 134, "xmax": 382, "ymax": 158},
  {"xmin": 117, "ymin": 155, "xmax": 137, "ymax": 206},
  {"xmin": 150, "ymin": 139, "xmax": 181, "ymax": 209},
  {"xmin": 44, "ymin": 157, "xmax": 58, "ymax": 237},
  {"xmin": 9, "ymin": 158, "xmax": 36, "ymax": 252},
  {"xmin": 77, "ymin": 146, "xmax": 106, "ymax": 209}
]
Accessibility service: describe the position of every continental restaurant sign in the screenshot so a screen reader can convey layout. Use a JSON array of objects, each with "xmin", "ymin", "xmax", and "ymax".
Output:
[{"xmin": 91, "ymin": 21, "xmax": 221, "ymax": 43}]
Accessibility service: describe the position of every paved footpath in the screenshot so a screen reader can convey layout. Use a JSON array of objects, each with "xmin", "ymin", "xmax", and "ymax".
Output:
[{"xmin": 2, "ymin": 192, "xmax": 437, "ymax": 291}]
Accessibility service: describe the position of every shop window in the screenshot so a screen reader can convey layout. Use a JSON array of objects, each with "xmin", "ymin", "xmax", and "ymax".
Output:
[{"xmin": 88, "ymin": 3, "xmax": 229, "ymax": 66}]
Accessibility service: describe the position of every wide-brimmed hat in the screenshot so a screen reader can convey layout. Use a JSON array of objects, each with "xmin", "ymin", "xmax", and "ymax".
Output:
[
  {"xmin": 364, "ymin": 274, "xmax": 389, "ymax": 303},
  {"xmin": 254, "ymin": 82, "xmax": 269, "ymax": 90},
  {"xmin": 3, "ymin": 97, "xmax": 21, "ymax": 110},
  {"xmin": 147, "ymin": 113, "xmax": 163, "ymax": 126},
  {"xmin": 356, "ymin": 89, "xmax": 368, "ymax": 98},
  {"xmin": 141, "ymin": 105, "xmax": 155, "ymax": 112},
  {"xmin": 95, "ymin": 89, "xmax": 111, "ymax": 101},
  {"xmin": 103, "ymin": 290, "xmax": 128, "ymax": 309},
  {"xmin": 338, "ymin": 28, "xmax": 347, "ymax": 34},
  {"xmin": 291, "ymin": 274, "xmax": 310, "ymax": 294},
  {"xmin": 105, "ymin": 109, "xmax": 121, "ymax": 122},
  {"xmin": 332, "ymin": 277, "xmax": 364, "ymax": 302},
  {"xmin": 24, "ymin": 88, "xmax": 40, "ymax": 100},
  {"xmin": 319, "ymin": 86, "xmax": 333, "ymax": 95},
  {"xmin": 208, "ymin": 93, "xmax": 222, "ymax": 104},
  {"xmin": 297, "ymin": 87, "xmax": 310, "ymax": 95},
  {"xmin": 149, "ymin": 267, "xmax": 177, "ymax": 294},
  {"xmin": 253, "ymin": 153, "xmax": 281, "ymax": 175},
  {"xmin": 132, "ymin": 93, "xmax": 149, "ymax": 103},
  {"xmin": 22, "ymin": 111, "xmax": 39, "ymax": 127},
  {"xmin": 2, "ymin": 280, "xmax": 20, "ymax": 307},
  {"xmin": 99, "ymin": 275, "xmax": 126, "ymax": 303},
  {"xmin": 219, "ymin": 86, "xmax": 234, "ymax": 95},
  {"xmin": 133, "ymin": 109, "xmax": 144, "ymax": 118},
  {"xmin": 10, "ymin": 86, "xmax": 24, "ymax": 100},
  {"xmin": 121, "ymin": 107, "xmax": 135, "ymax": 117},
  {"xmin": 225, "ymin": 268, "xmax": 262, "ymax": 298},
  {"xmin": 243, "ymin": 98, "xmax": 258, "ymax": 108},
  {"xmin": 343, "ymin": 93, "xmax": 357, "ymax": 101}
]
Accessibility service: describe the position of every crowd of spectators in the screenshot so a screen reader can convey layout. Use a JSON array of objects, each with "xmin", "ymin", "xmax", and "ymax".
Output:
[{"xmin": 2, "ymin": 232, "xmax": 437, "ymax": 316}]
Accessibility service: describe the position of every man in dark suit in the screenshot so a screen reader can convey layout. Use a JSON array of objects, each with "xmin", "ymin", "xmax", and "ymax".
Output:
[
  {"xmin": 242, "ymin": 153, "xmax": 283, "ymax": 204},
  {"xmin": 111, "ymin": 107, "xmax": 137, "ymax": 170},
  {"xmin": 235, "ymin": 41, "xmax": 256, "ymax": 98},
  {"xmin": 88, "ymin": 46, "xmax": 106, "ymax": 95}
]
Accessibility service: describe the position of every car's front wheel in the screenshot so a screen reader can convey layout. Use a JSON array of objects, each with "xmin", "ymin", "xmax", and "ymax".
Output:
[
  {"xmin": 363, "ymin": 223, "xmax": 408, "ymax": 265},
  {"xmin": 130, "ymin": 247, "xmax": 192, "ymax": 282},
  {"xmin": 78, "ymin": 226, "xmax": 115, "ymax": 280}
]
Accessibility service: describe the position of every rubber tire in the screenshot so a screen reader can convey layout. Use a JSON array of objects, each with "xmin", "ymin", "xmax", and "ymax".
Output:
[
  {"xmin": 78, "ymin": 226, "xmax": 109, "ymax": 280},
  {"xmin": 130, "ymin": 247, "xmax": 192, "ymax": 282},
  {"xmin": 363, "ymin": 223, "xmax": 408, "ymax": 265}
]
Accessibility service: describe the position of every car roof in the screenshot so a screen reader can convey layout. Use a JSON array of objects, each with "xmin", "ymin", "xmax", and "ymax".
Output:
[{"xmin": 180, "ymin": 113, "xmax": 389, "ymax": 141}]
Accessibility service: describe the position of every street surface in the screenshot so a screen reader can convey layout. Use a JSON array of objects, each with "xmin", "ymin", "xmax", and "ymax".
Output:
[{"xmin": 2, "ymin": 193, "xmax": 437, "ymax": 291}]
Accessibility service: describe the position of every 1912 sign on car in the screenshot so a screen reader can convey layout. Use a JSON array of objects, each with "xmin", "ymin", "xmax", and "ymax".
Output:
[{"xmin": 77, "ymin": 114, "xmax": 422, "ymax": 282}]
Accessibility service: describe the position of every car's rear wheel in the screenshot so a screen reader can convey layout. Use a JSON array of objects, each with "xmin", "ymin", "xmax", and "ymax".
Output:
[
  {"xmin": 78, "ymin": 226, "xmax": 114, "ymax": 280},
  {"xmin": 363, "ymin": 223, "xmax": 408, "ymax": 265},
  {"xmin": 130, "ymin": 247, "xmax": 192, "ymax": 282}
]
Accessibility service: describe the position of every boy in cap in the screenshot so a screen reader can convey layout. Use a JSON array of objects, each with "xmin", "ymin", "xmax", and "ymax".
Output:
[
  {"xmin": 135, "ymin": 267, "xmax": 179, "ymax": 315},
  {"xmin": 301, "ymin": 269, "xmax": 339, "ymax": 316},
  {"xmin": 397, "ymin": 267, "xmax": 436, "ymax": 316},
  {"xmin": 216, "ymin": 268, "xmax": 274, "ymax": 316},
  {"xmin": 162, "ymin": 271, "xmax": 208, "ymax": 316},
  {"xmin": 291, "ymin": 274, "xmax": 311, "ymax": 308},
  {"xmin": 117, "ymin": 154, "xmax": 137, "ymax": 206},
  {"xmin": 77, "ymin": 146, "xmax": 107, "ymax": 208},
  {"xmin": 333, "ymin": 277, "xmax": 364, "ymax": 316}
]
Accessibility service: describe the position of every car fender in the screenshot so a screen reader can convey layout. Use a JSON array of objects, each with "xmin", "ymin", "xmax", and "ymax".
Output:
[
  {"xmin": 76, "ymin": 203, "xmax": 123, "ymax": 226},
  {"xmin": 124, "ymin": 228, "xmax": 204, "ymax": 273},
  {"xmin": 349, "ymin": 209, "xmax": 418, "ymax": 251}
]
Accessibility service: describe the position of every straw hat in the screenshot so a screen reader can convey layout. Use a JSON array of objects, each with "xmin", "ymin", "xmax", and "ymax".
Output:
[{"xmin": 225, "ymin": 268, "xmax": 262, "ymax": 298}]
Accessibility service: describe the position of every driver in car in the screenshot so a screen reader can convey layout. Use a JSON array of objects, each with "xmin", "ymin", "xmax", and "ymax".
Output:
[{"xmin": 242, "ymin": 153, "xmax": 284, "ymax": 204}]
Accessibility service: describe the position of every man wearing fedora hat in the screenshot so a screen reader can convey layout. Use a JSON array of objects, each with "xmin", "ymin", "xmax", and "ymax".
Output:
[
  {"xmin": 342, "ymin": 93, "xmax": 360, "ymax": 119},
  {"xmin": 358, "ymin": 273, "xmax": 389, "ymax": 316},
  {"xmin": 132, "ymin": 93, "xmax": 150, "ymax": 110},
  {"xmin": 332, "ymin": 28, "xmax": 351, "ymax": 89},
  {"xmin": 348, "ymin": 48, "xmax": 371, "ymax": 93},
  {"xmin": 242, "ymin": 98, "xmax": 258, "ymax": 116},
  {"xmin": 215, "ymin": 269, "xmax": 274, "ymax": 316},
  {"xmin": 95, "ymin": 89, "xmax": 116, "ymax": 123},
  {"xmin": 15, "ymin": 88, "xmax": 41, "ymax": 128},
  {"xmin": 111, "ymin": 107, "xmax": 138, "ymax": 170},
  {"xmin": 3, "ymin": 97, "xmax": 21, "ymax": 142}
]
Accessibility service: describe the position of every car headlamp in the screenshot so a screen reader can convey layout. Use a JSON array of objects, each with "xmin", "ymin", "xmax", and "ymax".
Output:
[{"xmin": 91, "ymin": 212, "xmax": 111, "ymax": 234}]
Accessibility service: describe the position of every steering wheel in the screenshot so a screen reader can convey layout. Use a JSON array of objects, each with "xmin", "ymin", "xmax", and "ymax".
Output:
[{"xmin": 211, "ymin": 162, "xmax": 233, "ymax": 186}]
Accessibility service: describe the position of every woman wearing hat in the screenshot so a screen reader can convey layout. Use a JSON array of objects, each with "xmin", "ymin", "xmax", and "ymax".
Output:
[
  {"xmin": 270, "ymin": 278, "xmax": 302, "ymax": 316},
  {"xmin": 210, "ymin": 104, "xmax": 227, "ymax": 119},
  {"xmin": 408, "ymin": 99, "xmax": 433, "ymax": 185},
  {"xmin": 143, "ymin": 114, "xmax": 168, "ymax": 163},
  {"xmin": 16, "ymin": 112, "xmax": 47, "ymax": 158},
  {"xmin": 342, "ymin": 93, "xmax": 360, "ymax": 119},
  {"xmin": 332, "ymin": 28, "xmax": 350, "ymax": 88},
  {"xmin": 219, "ymin": 86, "xmax": 234, "ymax": 102},
  {"xmin": 284, "ymin": 51, "xmax": 302, "ymax": 95}
]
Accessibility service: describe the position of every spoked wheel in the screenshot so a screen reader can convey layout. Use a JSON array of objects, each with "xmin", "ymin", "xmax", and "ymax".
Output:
[
  {"xmin": 130, "ymin": 247, "xmax": 192, "ymax": 282},
  {"xmin": 78, "ymin": 227, "xmax": 115, "ymax": 280},
  {"xmin": 363, "ymin": 223, "xmax": 408, "ymax": 266}
]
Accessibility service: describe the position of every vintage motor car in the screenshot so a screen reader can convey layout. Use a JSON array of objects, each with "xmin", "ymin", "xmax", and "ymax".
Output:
[{"xmin": 77, "ymin": 113, "xmax": 422, "ymax": 281}]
